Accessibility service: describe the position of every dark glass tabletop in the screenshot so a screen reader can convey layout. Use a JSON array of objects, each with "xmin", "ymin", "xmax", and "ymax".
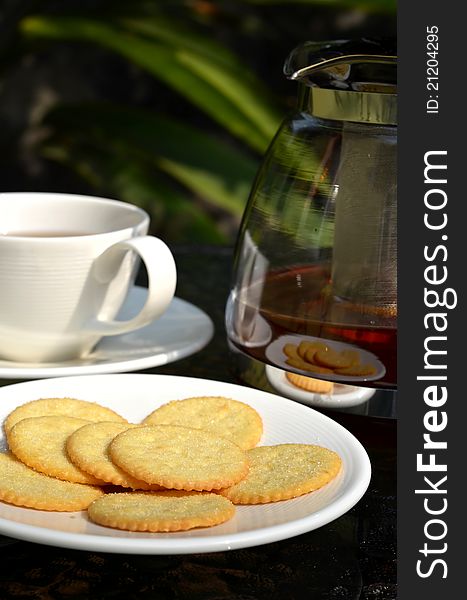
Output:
[{"xmin": 0, "ymin": 246, "xmax": 396, "ymax": 600}]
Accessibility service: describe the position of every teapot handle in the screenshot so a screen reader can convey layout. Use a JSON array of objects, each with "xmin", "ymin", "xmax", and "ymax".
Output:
[{"xmin": 285, "ymin": 53, "xmax": 397, "ymax": 81}]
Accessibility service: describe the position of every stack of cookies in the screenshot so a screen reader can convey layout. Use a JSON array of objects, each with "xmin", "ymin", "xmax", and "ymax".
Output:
[
  {"xmin": 0, "ymin": 396, "xmax": 342, "ymax": 532},
  {"xmin": 283, "ymin": 340, "xmax": 377, "ymax": 378}
]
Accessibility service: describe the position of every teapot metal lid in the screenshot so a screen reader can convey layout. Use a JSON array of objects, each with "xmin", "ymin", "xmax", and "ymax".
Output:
[{"xmin": 284, "ymin": 39, "xmax": 397, "ymax": 125}]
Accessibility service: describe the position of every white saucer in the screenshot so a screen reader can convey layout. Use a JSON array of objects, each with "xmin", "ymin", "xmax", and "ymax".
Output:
[
  {"xmin": 266, "ymin": 365, "xmax": 376, "ymax": 408},
  {"xmin": 0, "ymin": 287, "xmax": 214, "ymax": 379}
]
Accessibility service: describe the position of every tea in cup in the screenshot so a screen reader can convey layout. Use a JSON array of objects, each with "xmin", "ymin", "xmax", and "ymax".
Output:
[{"xmin": 0, "ymin": 192, "xmax": 177, "ymax": 363}]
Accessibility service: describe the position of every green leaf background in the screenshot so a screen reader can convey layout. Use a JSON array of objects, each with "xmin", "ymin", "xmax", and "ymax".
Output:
[{"xmin": 4, "ymin": 0, "xmax": 395, "ymax": 243}]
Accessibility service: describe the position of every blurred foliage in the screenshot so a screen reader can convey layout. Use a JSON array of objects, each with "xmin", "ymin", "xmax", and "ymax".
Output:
[
  {"xmin": 20, "ymin": 14, "xmax": 280, "ymax": 153},
  {"xmin": 0, "ymin": 0, "xmax": 396, "ymax": 244},
  {"xmin": 243, "ymin": 0, "xmax": 396, "ymax": 11}
]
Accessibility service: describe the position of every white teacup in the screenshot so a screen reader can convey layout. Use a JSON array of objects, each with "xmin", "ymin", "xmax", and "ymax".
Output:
[{"xmin": 0, "ymin": 192, "xmax": 177, "ymax": 363}]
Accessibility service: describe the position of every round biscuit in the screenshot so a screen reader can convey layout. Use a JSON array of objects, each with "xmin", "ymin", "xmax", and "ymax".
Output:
[
  {"xmin": 88, "ymin": 490, "xmax": 235, "ymax": 532},
  {"xmin": 334, "ymin": 364, "xmax": 377, "ymax": 376},
  {"xmin": 299, "ymin": 341, "xmax": 327, "ymax": 363},
  {"xmin": 7, "ymin": 416, "xmax": 106, "ymax": 485},
  {"xmin": 142, "ymin": 396, "xmax": 263, "ymax": 450},
  {"xmin": 66, "ymin": 422, "xmax": 163, "ymax": 490},
  {"xmin": 282, "ymin": 343, "xmax": 300, "ymax": 359},
  {"xmin": 109, "ymin": 425, "xmax": 249, "ymax": 491},
  {"xmin": 340, "ymin": 349, "xmax": 361, "ymax": 366},
  {"xmin": 285, "ymin": 357, "xmax": 333, "ymax": 375},
  {"xmin": 314, "ymin": 348, "xmax": 355, "ymax": 369},
  {"xmin": 285, "ymin": 372, "xmax": 334, "ymax": 394},
  {"xmin": 219, "ymin": 444, "xmax": 342, "ymax": 504},
  {"xmin": 4, "ymin": 397, "xmax": 127, "ymax": 433},
  {"xmin": 0, "ymin": 452, "xmax": 103, "ymax": 511}
]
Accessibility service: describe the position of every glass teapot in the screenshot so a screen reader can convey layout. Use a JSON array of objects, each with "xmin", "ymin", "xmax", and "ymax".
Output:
[{"xmin": 226, "ymin": 39, "xmax": 397, "ymax": 390}]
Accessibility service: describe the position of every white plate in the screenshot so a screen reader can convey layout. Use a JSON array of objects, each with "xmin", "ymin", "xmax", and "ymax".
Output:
[
  {"xmin": 266, "ymin": 334, "xmax": 386, "ymax": 383},
  {"xmin": 265, "ymin": 365, "xmax": 376, "ymax": 408},
  {"xmin": 0, "ymin": 287, "xmax": 214, "ymax": 379},
  {"xmin": 0, "ymin": 374, "xmax": 371, "ymax": 554}
]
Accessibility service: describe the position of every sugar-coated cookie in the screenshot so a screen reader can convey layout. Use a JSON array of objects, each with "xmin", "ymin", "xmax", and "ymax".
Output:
[
  {"xmin": 88, "ymin": 490, "xmax": 235, "ymax": 532},
  {"xmin": 110, "ymin": 425, "xmax": 249, "ymax": 491}
]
